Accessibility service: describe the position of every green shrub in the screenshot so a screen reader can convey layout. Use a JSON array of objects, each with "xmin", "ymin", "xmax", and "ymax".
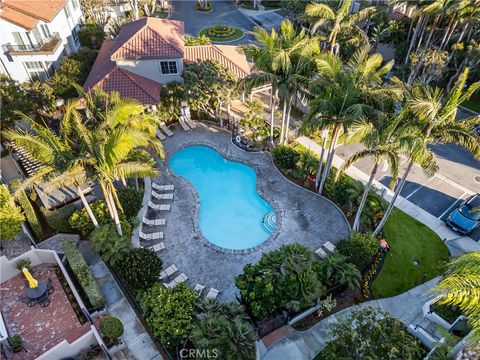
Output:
[
  {"xmin": 330, "ymin": 173, "xmax": 359, "ymax": 206},
  {"xmin": 99, "ymin": 316, "xmax": 124, "ymax": 340},
  {"xmin": 115, "ymin": 248, "xmax": 162, "ymax": 293},
  {"xmin": 69, "ymin": 200, "xmax": 111, "ymax": 236},
  {"xmin": 185, "ymin": 35, "xmax": 212, "ymax": 46},
  {"xmin": 9, "ymin": 334, "xmax": 22, "ymax": 348},
  {"xmin": 11, "ymin": 180, "xmax": 43, "ymax": 239},
  {"xmin": 140, "ymin": 283, "xmax": 196, "ymax": 349},
  {"xmin": 41, "ymin": 204, "xmax": 75, "ymax": 233},
  {"xmin": 78, "ymin": 24, "xmax": 105, "ymax": 49},
  {"xmin": 62, "ymin": 242, "xmax": 105, "ymax": 308},
  {"xmin": 90, "ymin": 224, "xmax": 131, "ymax": 266},
  {"xmin": 15, "ymin": 258, "xmax": 31, "ymax": 270},
  {"xmin": 271, "ymin": 145, "xmax": 300, "ymax": 170},
  {"xmin": 337, "ymin": 232, "xmax": 379, "ymax": 271},
  {"xmin": 0, "ymin": 184, "xmax": 24, "ymax": 240},
  {"xmin": 117, "ymin": 187, "xmax": 144, "ymax": 220}
]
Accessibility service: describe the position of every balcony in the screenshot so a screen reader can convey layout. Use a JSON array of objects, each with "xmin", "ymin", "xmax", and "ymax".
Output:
[{"xmin": 2, "ymin": 33, "xmax": 62, "ymax": 56}]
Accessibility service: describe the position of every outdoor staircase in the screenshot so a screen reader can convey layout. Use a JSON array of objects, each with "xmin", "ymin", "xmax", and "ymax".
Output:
[
  {"xmin": 111, "ymin": 348, "xmax": 134, "ymax": 360},
  {"xmin": 262, "ymin": 212, "xmax": 276, "ymax": 234}
]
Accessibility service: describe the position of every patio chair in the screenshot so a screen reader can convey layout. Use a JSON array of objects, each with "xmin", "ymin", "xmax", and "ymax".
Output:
[
  {"xmin": 163, "ymin": 281, "xmax": 175, "ymax": 288},
  {"xmin": 147, "ymin": 201, "xmax": 171, "ymax": 211},
  {"xmin": 18, "ymin": 295, "xmax": 36, "ymax": 307},
  {"xmin": 148, "ymin": 242, "xmax": 165, "ymax": 252},
  {"xmin": 152, "ymin": 183, "xmax": 174, "ymax": 192},
  {"xmin": 315, "ymin": 247, "xmax": 327, "ymax": 259},
  {"xmin": 151, "ymin": 191, "xmax": 174, "ymax": 200},
  {"xmin": 179, "ymin": 118, "xmax": 190, "ymax": 131},
  {"xmin": 206, "ymin": 288, "xmax": 220, "ymax": 299},
  {"xmin": 184, "ymin": 118, "xmax": 197, "ymax": 129},
  {"xmin": 194, "ymin": 284, "xmax": 205, "ymax": 296},
  {"xmin": 156, "ymin": 128, "xmax": 167, "ymax": 141},
  {"xmin": 159, "ymin": 264, "xmax": 179, "ymax": 280},
  {"xmin": 46, "ymin": 277, "xmax": 55, "ymax": 295},
  {"xmin": 160, "ymin": 122, "xmax": 174, "ymax": 137},
  {"xmin": 172, "ymin": 273, "xmax": 188, "ymax": 285},
  {"xmin": 323, "ymin": 241, "xmax": 336, "ymax": 253},
  {"xmin": 37, "ymin": 293, "xmax": 50, "ymax": 307},
  {"xmin": 142, "ymin": 217, "xmax": 166, "ymax": 226}
]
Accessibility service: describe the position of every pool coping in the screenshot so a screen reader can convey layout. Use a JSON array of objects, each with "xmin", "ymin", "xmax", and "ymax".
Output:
[{"xmin": 164, "ymin": 140, "xmax": 283, "ymax": 255}]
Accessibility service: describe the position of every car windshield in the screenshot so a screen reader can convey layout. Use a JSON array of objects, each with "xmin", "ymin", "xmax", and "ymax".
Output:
[{"xmin": 458, "ymin": 200, "xmax": 480, "ymax": 221}]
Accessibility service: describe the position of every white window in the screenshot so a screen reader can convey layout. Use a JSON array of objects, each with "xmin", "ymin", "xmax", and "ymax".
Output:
[
  {"xmin": 64, "ymin": 4, "xmax": 71, "ymax": 18},
  {"xmin": 24, "ymin": 61, "xmax": 46, "ymax": 81},
  {"xmin": 160, "ymin": 60, "xmax": 178, "ymax": 75},
  {"xmin": 72, "ymin": 27, "xmax": 80, "ymax": 46},
  {"xmin": 72, "ymin": 0, "xmax": 79, "ymax": 10},
  {"xmin": 40, "ymin": 24, "xmax": 51, "ymax": 38}
]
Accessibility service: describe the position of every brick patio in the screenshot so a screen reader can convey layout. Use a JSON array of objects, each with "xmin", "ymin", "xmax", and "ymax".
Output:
[{"xmin": 0, "ymin": 264, "xmax": 91, "ymax": 359}]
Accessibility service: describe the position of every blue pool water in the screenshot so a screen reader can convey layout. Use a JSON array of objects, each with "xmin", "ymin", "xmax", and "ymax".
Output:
[{"xmin": 169, "ymin": 145, "xmax": 275, "ymax": 249}]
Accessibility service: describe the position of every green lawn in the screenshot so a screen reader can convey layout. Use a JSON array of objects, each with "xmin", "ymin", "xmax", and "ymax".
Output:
[
  {"xmin": 372, "ymin": 208, "xmax": 450, "ymax": 298},
  {"xmin": 461, "ymin": 98, "xmax": 480, "ymax": 113}
]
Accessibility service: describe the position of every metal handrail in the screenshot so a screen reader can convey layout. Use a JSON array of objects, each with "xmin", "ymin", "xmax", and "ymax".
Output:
[{"xmin": 2, "ymin": 32, "xmax": 60, "ymax": 53}]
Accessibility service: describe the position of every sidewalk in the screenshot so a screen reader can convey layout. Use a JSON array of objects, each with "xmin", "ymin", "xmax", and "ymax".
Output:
[
  {"xmin": 78, "ymin": 241, "xmax": 162, "ymax": 360},
  {"xmin": 260, "ymin": 278, "xmax": 439, "ymax": 360},
  {"xmin": 296, "ymin": 136, "xmax": 480, "ymax": 256}
]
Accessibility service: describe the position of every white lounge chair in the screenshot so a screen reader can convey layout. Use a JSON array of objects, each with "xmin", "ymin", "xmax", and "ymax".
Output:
[
  {"xmin": 152, "ymin": 191, "xmax": 174, "ymax": 200},
  {"xmin": 194, "ymin": 284, "xmax": 205, "ymax": 296},
  {"xmin": 150, "ymin": 242, "xmax": 166, "ymax": 252},
  {"xmin": 156, "ymin": 128, "xmax": 167, "ymax": 141},
  {"xmin": 142, "ymin": 217, "xmax": 166, "ymax": 226},
  {"xmin": 315, "ymin": 247, "xmax": 328, "ymax": 259},
  {"xmin": 163, "ymin": 282, "xmax": 174, "ymax": 288},
  {"xmin": 179, "ymin": 118, "xmax": 190, "ymax": 131},
  {"xmin": 172, "ymin": 273, "xmax": 188, "ymax": 285},
  {"xmin": 206, "ymin": 288, "xmax": 219, "ymax": 299},
  {"xmin": 140, "ymin": 231, "xmax": 164, "ymax": 240},
  {"xmin": 159, "ymin": 264, "xmax": 179, "ymax": 280},
  {"xmin": 184, "ymin": 118, "xmax": 197, "ymax": 129},
  {"xmin": 160, "ymin": 122, "xmax": 174, "ymax": 137},
  {"xmin": 323, "ymin": 241, "xmax": 336, "ymax": 253},
  {"xmin": 152, "ymin": 183, "xmax": 174, "ymax": 192},
  {"xmin": 148, "ymin": 201, "xmax": 171, "ymax": 211}
]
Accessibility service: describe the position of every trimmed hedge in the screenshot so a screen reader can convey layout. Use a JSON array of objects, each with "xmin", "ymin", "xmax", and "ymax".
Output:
[
  {"xmin": 99, "ymin": 316, "xmax": 124, "ymax": 340},
  {"xmin": 272, "ymin": 145, "xmax": 300, "ymax": 170},
  {"xmin": 337, "ymin": 232, "xmax": 379, "ymax": 271},
  {"xmin": 117, "ymin": 187, "xmax": 144, "ymax": 220},
  {"xmin": 41, "ymin": 204, "xmax": 75, "ymax": 233},
  {"xmin": 115, "ymin": 248, "xmax": 162, "ymax": 293},
  {"xmin": 62, "ymin": 241, "xmax": 105, "ymax": 309},
  {"xmin": 11, "ymin": 179, "xmax": 43, "ymax": 239}
]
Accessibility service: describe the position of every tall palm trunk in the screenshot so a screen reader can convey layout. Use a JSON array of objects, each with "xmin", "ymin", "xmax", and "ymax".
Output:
[
  {"xmin": 100, "ymin": 182, "xmax": 114, "ymax": 219},
  {"xmin": 315, "ymin": 130, "xmax": 329, "ymax": 190},
  {"xmin": 107, "ymin": 190, "xmax": 123, "ymax": 236},
  {"xmin": 279, "ymin": 100, "xmax": 287, "ymax": 144},
  {"xmin": 319, "ymin": 125, "xmax": 340, "ymax": 195},
  {"xmin": 270, "ymin": 90, "xmax": 278, "ymax": 145},
  {"xmin": 353, "ymin": 161, "xmax": 379, "ymax": 232},
  {"xmin": 405, "ymin": 15, "xmax": 425, "ymax": 64},
  {"xmin": 283, "ymin": 95, "xmax": 293, "ymax": 145},
  {"xmin": 415, "ymin": 14, "xmax": 430, "ymax": 51},
  {"xmin": 77, "ymin": 185, "xmax": 99, "ymax": 227},
  {"xmin": 440, "ymin": 17, "xmax": 457, "ymax": 50},
  {"xmin": 373, "ymin": 159, "xmax": 413, "ymax": 236}
]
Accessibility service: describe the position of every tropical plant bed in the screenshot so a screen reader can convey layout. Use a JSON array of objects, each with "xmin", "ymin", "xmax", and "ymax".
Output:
[
  {"xmin": 372, "ymin": 208, "xmax": 450, "ymax": 298},
  {"xmin": 291, "ymin": 288, "xmax": 363, "ymax": 331},
  {"xmin": 195, "ymin": 1, "xmax": 212, "ymax": 12},
  {"xmin": 199, "ymin": 25, "xmax": 244, "ymax": 42},
  {"xmin": 431, "ymin": 302, "xmax": 463, "ymax": 324}
]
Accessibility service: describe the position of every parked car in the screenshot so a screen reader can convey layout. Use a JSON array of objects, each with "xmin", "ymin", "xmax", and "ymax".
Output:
[{"xmin": 445, "ymin": 194, "xmax": 480, "ymax": 235}]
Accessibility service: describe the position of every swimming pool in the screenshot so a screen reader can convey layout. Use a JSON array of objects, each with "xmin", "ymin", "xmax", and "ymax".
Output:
[{"xmin": 169, "ymin": 145, "xmax": 275, "ymax": 250}]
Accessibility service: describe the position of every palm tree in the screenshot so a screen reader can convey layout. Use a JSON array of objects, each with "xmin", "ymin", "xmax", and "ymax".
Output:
[
  {"xmin": 302, "ymin": 46, "xmax": 396, "ymax": 194},
  {"xmin": 335, "ymin": 262, "xmax": 362, "ymax": 290},
  {"xmin": 339, "ymin": 116, "xmax": 403, "ymax": 231},
  {"xmin": 3, "ymin": 103, "xmax": 100, "ymax": 227},
  {"xmin": 321, "ymin": 252, "xmax": 361, "ymax": 290},
  {"xmin": 305, "ymin": 0, "xmax": 375, "ymax": 55},
  {"xmin": 433, "ymin": 252, "xmax": 480, "ymax": 341},
  {"xmin": 243, "ymin": 20, "xmax": 319, "ymax": 145},
  {"xmin": 373, "ymin": 68, "xmax": 480, "ymax": 235}
]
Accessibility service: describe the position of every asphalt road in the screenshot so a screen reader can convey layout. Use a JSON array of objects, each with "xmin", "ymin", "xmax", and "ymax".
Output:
[
  {"xmin": 169, "ymin": 0, "xmax": 257, "ymax": 44},
  {"xmin": 336, "ymin": 107, "xmax": 480, "ymax": 242}
]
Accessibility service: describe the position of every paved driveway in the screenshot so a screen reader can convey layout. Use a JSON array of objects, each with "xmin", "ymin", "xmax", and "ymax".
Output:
[
  {"xmin": 169, "ymin": 0, "xmax": 256, "ymax": 44},
  {"xmin": 148, "ymin": 123, "xmax": 350, "ymax": 301}
]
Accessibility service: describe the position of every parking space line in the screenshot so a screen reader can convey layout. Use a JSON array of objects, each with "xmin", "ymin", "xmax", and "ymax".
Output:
[
  {"xmin": 405, "ymin": 176, "xmax": 436, "ymax": 199},
  {"xmin": 438, "ymin": 193, "xmax": 467, "ymax": 219},
  {"xmin": 434, "ymin": 173, "xmax": 476, "ymax": 196}
]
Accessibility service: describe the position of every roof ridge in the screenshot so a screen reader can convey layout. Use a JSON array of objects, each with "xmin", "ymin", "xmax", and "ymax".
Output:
[
  {"xmin": 145, "ymin": 24, "xmax": 184, "ymax": 55},
  {"xmin": 3, "ymin": 0, "xmax": 65, "ymax": 22},
  {"xmin": 211, "ymin": 44, "xmax": 248, "ymax": 74},
  {"xmin": 117, "ymin": 68, "xmax": 158, "ymax": 103}
]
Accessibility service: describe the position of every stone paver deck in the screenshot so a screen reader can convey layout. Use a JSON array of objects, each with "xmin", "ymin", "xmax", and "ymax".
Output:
[
  {"xmin": 0, "ymin": 264, "xmax": 91, "ymax": 359},
  {"xmin": 149, "ymin": 123, "xmax": 350, "ymax": 301}
]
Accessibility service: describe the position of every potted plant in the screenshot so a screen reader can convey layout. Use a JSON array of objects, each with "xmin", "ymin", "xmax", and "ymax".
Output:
[
  {"xmin": 99, "ymin": 316, "xmax": 124, "ymax": 347},
  {"xmin": 9, "ymin": 334, "xmax": 23, "ymax": 352},
  {"xmin": 15, "ymin": 258, "xmax": 31, "ymax": 271}
]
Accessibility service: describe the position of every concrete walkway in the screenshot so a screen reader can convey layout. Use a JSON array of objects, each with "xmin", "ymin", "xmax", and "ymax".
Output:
[
  {"xmin": 78, "ymin": 241, "xmax": 162, "ymax": 360},
  {"xmin": 296, "ymin": 136, "xmax": 480, "ymax": 256},
  {"xmin": 260, "ymin": 278, "xmax": 439, "ymax": 360}
]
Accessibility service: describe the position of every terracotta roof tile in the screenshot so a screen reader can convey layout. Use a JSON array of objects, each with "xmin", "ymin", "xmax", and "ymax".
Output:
[
  {"xmin": 111, "ymin": 18, "xmax": 184, "ymax": 60},
  {"xmin": 1, "ymin": 0, "xmax": 67, "ymax": 29},
  {"xmin": 184, "ymin": 45, "xmax": 251, "ymax": 79},
  {"xmin": 84, "ymin": 39, "xmax": 161, "ymax": 105}
]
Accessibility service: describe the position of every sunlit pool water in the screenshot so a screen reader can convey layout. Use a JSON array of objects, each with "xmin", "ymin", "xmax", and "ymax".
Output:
[{"xmin": 169, "ymin": 145, "xmax": 275, "ymax": 250}]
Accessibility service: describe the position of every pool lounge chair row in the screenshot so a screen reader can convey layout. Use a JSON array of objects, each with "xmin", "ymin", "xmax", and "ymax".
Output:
[
  {"xmin": 140, "ymin": 241, "xmax": 165, "ymax": 253},
  {"xmin": 142, "ymin": 218, "xmax": 166, "ymax": 226},
  {"xmin": 139, "ymin": 230, "xmax": 164, "ymax": 240},
  {"xmin": 164, "ymin": 272, "xmax": 188, "ymax": 288},
  {"xmin": 194, "ymin": 284, "xmax": 220, "ymax": 300},
  {"xmin": 178, "ymin": 116, "xmax": 197, "ymax": 132},
  {"xmin": 315, "ymin": 241, "xmax": 336, "ymax": 259},
  {"xmin": 151, "ymin": 190, "xmax": 174, "ymax": 200},
  {"xmin": 155, "ymin": 121, "xmax": 174, "ymax": 141},
  {"xmin": 148, "ymin": 201, "xmax": 171, "ymax": 211},
  {"xmin": 152, "ymin": 183, "xmax": 174, "ymax": 192}
]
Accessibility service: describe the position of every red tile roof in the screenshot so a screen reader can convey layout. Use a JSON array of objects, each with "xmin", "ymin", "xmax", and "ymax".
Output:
[
  {"xmin": 184, "ymin": 45, "xmax": 251, "ymax": 79},
  {"xmin": 83, "ymin": 39, "xmax": 161, "ymax": 105},
  {"xmin": 0, "ymin": 0, "xmax": 67, "ymax": 30},
  {"xmin": 111, "ymin": 18, "xmax": 184, "ymax": 60}
]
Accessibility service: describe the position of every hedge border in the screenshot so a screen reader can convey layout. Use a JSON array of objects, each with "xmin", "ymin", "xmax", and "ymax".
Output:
[{"xmin": 11, "ymin": 179, "xmax": 43, "ymax": 240}]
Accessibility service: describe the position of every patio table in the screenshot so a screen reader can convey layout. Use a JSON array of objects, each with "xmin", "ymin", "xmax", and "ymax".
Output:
[{"xmin": 26, "ymin": 281, "xmax": 47, "ymax": 300}]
